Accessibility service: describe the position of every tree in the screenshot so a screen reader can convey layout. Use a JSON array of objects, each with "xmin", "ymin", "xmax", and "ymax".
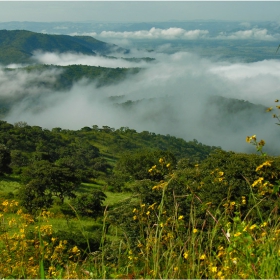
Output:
[
  {"xmin": 0, "ymin": 144, "xmax": 12, "ymax": 175},
  {"xmin": 71, "ymin": 190, "xmax": 107, "ymax": 218},
  {"xmin": 19, "ymin": 160, "xmax": 80, "ymax": 214},
  {"xmin": 18, "ymin": 179, "xmax": 53, "ymax": 215},
  {"xmin": 115, "ymin": 149, "xmax": 177, "ymax": 181}
]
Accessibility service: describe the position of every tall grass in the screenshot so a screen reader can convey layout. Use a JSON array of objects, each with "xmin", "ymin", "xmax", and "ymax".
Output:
[{"xmin": 1, "ymin": 150, "xmax": 280, "ymax": 278}]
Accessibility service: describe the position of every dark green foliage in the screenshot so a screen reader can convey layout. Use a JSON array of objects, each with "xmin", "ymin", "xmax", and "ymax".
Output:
[
  {"xmin": 70, "ymin": 190, "xmax": 107, "ymax": 218},
  {"xmin": 114, "ymin": 149, "xmax": 177, "ymax": 181},
  {"xmin": 19, "ymin": 160, "xmax": 80, "ymax": 214},
  {"xmin": 106, "ymin": 173, "xmax": 131, "ymax": 192},
  {"xmin": 52, "ymin": 229, "xmax": 102, "ymax": 258},
  {"xmin": 173, "ymin": 150, "xmax": 280, "ymax": 224},
  {"xmin": 18, "ymin": 180, "xmax": 53, "ymax": 215},
  {"xmin": 0, "ymin": 120, "xmax": 218, "ymax": 173},
  {"xmin": 0, "ymin": 144, "xmax": 12, "ymax": 175},
  {"xmin": 113, "ymin": 150, "xmax": 280, "ymax": 244}
]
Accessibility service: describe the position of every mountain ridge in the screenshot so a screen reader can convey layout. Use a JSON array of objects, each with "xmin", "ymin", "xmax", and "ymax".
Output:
[{"xmin": 0, "ymin": 29, "xmax": 128, "ymax": 65}]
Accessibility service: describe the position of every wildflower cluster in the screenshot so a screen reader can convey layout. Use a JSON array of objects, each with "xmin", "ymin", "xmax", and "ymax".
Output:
[
  {"xmin": 246, "ymin": 134, "xmax": 266, "ymax": 155},
  {"xmin": 266, "ymin": 99, "xmax": 280, "ymax": 125},
  {"xmin": 148, "ymin": 157, "xmax": 172, "ymax": 180},
  {"xmin": 0, "ymin": 200, "xmax": 82, "ymax": 278}
]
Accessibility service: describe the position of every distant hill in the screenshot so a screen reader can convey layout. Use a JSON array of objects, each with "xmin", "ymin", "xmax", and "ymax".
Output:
[
  {"xmin": 6, "ymin": 64, "xmax": 142, "ymax": 89},
  {"xmin": 0, "ymin": 64, "xmax": 142, "ymax": 118},
  {"xmin": 0, "ymin": 29, "xmax": 128, "ymax": 65}
]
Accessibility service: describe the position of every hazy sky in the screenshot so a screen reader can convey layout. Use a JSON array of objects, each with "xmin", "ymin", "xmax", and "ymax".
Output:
[{"xmin": 0, "ymin": 1, "xmax": 280, "ymax": 23}]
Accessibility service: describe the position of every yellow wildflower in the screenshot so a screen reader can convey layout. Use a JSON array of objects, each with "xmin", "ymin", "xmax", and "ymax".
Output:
[
  {"xmin": 178, "ymin": 215, "xmax": 184, "ymax": 220},
  {"xmin": 183, "ymin": 251, "xmax": 189, "ymax": 259},
  {"xmin": 200, "ymin": 254, "xmax": 206, "ymax": 260},
  {"xmin": 193, "ymin": 228, "xmax": 198, "ymax": 233},
  {"xmin": 261, "ymin": 222, "xmax": 268, "ymax": 227},
  {"xmin": 211, "ymin": 266, "xmax": 218, "ymax": 273},
  {"xmin": 234, "ymin": 232, "xmax": 242, "ymax": 237},
  {"xmin": 256, "ymin": 161, "xmax": 273, "ymax": 171},
  {"xmin": 71, "ymin": 246, "xmax": 80, "ymax": 254},
  {"xmin": 2, "ymin": 200, "xmax": 9, "ymax": 206},
  {"xmin": 250, "ymin": 224, "xmax": 257, "ymax": 230},
  {"xmin": 148, "ymin": 202, "xmax": 157, "ymax": 210},
  {"xmin": 252, "ymin": 177, "xmax": 264, "ymax": 187}
]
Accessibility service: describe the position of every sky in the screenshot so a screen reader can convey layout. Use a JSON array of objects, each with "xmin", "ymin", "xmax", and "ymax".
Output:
[{"xmin": 0, "ymin": 1, "xmax": 280, "ymax": 23}]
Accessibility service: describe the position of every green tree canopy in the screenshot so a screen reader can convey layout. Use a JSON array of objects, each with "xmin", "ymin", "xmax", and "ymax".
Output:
[{"xmin": 0, "ymin": 144, "xmax": 12, "ymax": 175}]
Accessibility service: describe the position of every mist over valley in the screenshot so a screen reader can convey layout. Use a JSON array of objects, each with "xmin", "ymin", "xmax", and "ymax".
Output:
[{"xmin": 0, "ymin": 22, "xmax": 280, "ymax": 154}]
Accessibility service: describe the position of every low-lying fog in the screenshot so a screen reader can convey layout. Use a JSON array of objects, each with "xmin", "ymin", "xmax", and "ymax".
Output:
[{"xmin": 2, "ymin": 46, "xmax": 280, "ymax": 154}]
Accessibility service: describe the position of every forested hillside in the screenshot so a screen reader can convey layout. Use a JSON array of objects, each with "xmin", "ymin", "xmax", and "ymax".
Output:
[
  {"xmin": 0, "ymin": 29, "xmax": 128, "ymax": 64},
  {"xmin": 5, "ymin": 64, "xmax": 142, "ymax": 89},
  {"xmin": 0, "ymin": 119, "xmax": 218, "ymax": 173}
]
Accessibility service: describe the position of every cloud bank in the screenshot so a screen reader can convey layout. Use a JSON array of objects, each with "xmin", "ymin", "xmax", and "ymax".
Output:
[
  {"xmin": 2, "ymin": 50, "xmax": 280, "ymax": 154},
  {"xmin": 32, "ymin": 51, "xmax": 152, "ymax": 68},
  {"xmin": 71, "ymin": 27, "xmax": 280, "ymax": 41},
  {"xmin": 217, "ymin": 28, "xmax": 276, "ymax": 40},
  {"xmin": 99, "ymin": 28, "xmax": 209, "ymax": 40}
]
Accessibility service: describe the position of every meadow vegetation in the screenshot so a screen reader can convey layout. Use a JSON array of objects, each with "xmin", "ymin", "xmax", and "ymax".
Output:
[{"xmin": 0, "ymin": 100, "xmax": 280, "ymax": 278}]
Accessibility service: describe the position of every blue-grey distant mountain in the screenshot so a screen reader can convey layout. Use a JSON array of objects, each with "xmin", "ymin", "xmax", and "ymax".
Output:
[{"xmin": 0, "ymin": 29, "xmax": 128, "ymax": 65}]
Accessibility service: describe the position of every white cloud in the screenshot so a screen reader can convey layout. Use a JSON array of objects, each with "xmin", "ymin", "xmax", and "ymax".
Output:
[
  {"xmin": 70, "ymin": 32, "xmax": 97, "ymax": 37},
  {"xmin": 217, "ymin": 28, "xmax": 277, "ymax": 40},
  {"xmin": 99, "ymin": 27, "xmax": 209, "ymax": 40},
  {"xmin": 32, "ymin": 51, "xmax": 152, "ymax": 68},
  {"xmin": 0, "ymin": 66, "xmax": 61, "ymax": 98},
  {"xmin": 4, "ymin": 50, "xmax": 280, "ymax": 153}
]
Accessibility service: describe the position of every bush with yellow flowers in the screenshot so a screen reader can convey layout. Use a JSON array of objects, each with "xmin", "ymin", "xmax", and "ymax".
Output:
[{"xmin": 0, "ymin": 201, "xmax": 84, "ymax": 278}]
